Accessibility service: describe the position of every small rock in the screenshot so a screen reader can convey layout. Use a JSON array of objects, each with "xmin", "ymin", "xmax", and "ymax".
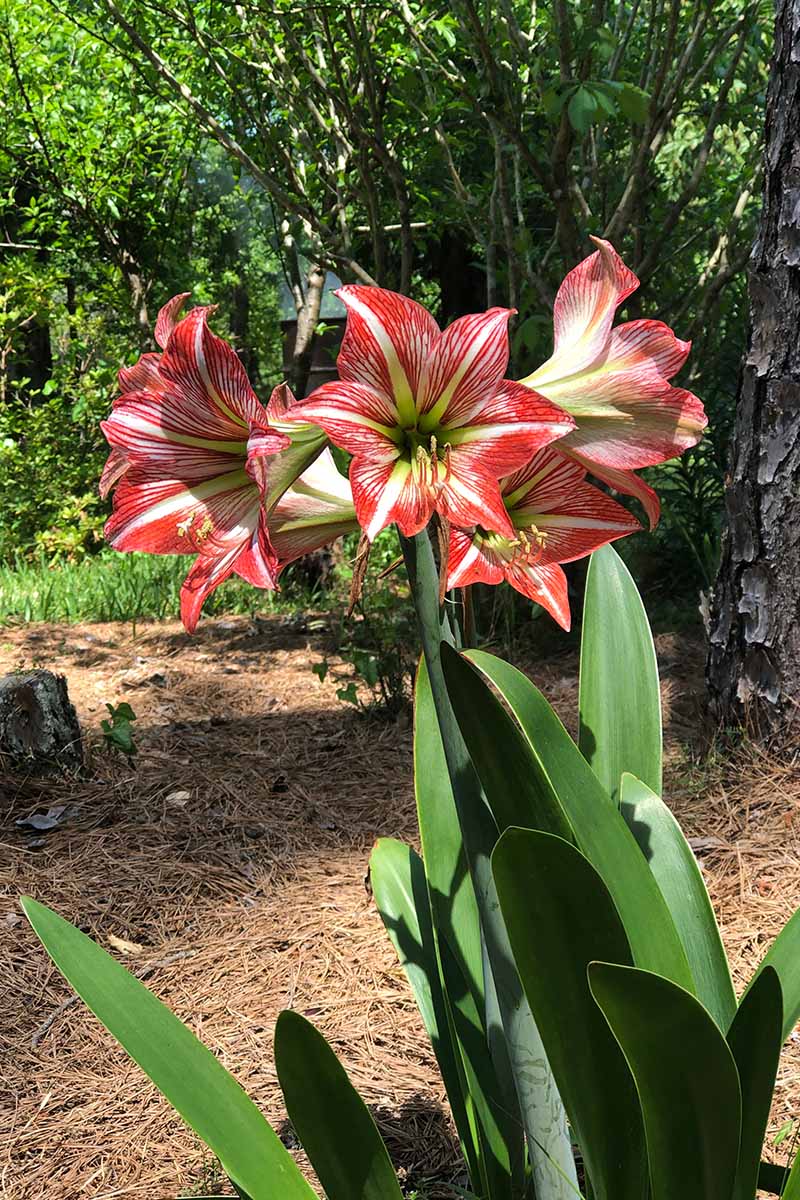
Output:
[{"xmin": 165, "ymin": 790, "xmax": 191, "ymax": 807}]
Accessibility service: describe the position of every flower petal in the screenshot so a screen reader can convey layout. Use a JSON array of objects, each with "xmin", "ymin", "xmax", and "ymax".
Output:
[
  {"xmin": 154, "ymin": 293, "xmax": 192, "ymax": 350},
  {"xmin": 447, "ymin": 528, "xmax": 571, "ymax": 629},
  {"xmin": 606, "ymin": 319, "xmax": 690, "ymax": 378},
  {"xmin": 288, "ymin": 380, "xmax": 402, "ymax": 458},
  {"xmin": 179, "ymin": 544, "xmax": 243, "ymax": 634},
  {"xmin": 448, "ymin": 526, "xmax": 506, "ymax": 588},
  {"xmin": 438, "ymin": 464, "xmax": 515, "ymax": 536},
  {"xmin": 349, "ymin": 456, "xmax": 430, "ymax": 539},
  {"xmin": 105, "ymin": 467, "xmax": 258, "ymax": 555},
  {"xmin": 507, "ymin": 561, "xmax": 571, "ymax": 629},
  {"xmin": 525, "ymin": 238, "xmax": 639, "ymax": 388},
  {"xmin": 158, "ymin": 307, "xmax": 271, "ymax": 439},
  {"xmin": 557, "ymin": 383, "xmax": 707, "ymax": 469},
  {"xmin": 500, "ymin": 446, "xmax": 641, "ymax": 563},
  {"xmin": 335, "ymin": 285, "xmax": 439, "ymax": 424},
  {"xmin": 119, "ymin": 352, "xmax": 165, "ymax": 396},
  {"xmin": 419, "ymin": 308, "xmax": 514, "ymax": 426},
  {"xmin": 443, "ymin": 381, "xmax": 574, "ymax": 480},
  {"xmin": 560, "ymin": 448, "xmax": 661, "ymax": 530},
  {"xmin": 269, "ymin": 454, "xmax": 359, "ymax": 569},
  {"xmin": 99, "ymin": 449, "xmax": 129, "ymax": 498},
  {"xmin": 101, "ymin": 396, "xmax": 248, "ymax": 475},
  {"xmin": 532, "ymin": 487, "xmax": 640, "ymax": 564},
  {"xmin": 232, "ymin": 513, "xmax": 280, "ymax": 588}
]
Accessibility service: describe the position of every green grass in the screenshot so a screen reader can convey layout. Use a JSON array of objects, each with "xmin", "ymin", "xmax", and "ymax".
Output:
[{"xmin": 0, "ymin": 549, "xmax": 318, "ymax": 626}]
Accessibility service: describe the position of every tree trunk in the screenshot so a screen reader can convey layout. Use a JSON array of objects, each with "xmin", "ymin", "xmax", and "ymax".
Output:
[
  {"xmin": 0, "ymin": 669, "xmax": 83, "ymax": 776},
  {"xmin": 706, "ymin": 0, "xmax": 800, "ymax": 739},
  {"xmin": 289, "ymin": 262, "xmax": 325, "ymax": 398}
]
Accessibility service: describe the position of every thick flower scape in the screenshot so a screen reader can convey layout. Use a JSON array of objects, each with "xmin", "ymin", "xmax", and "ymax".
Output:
[{"xmin": 101, "ymin": 240, "xmax": 706, "ymax": 631}]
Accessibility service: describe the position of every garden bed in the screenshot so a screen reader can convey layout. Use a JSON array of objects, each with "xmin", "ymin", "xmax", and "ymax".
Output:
[{"xmin": 2, "ymin": 616, "xmax": 800, "ymax": 1198}]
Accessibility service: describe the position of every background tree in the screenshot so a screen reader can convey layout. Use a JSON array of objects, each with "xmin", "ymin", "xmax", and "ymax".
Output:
[
  {"xmin": 0, "ymin": 0, "xmax": 771, "ymax": 602},
  {"xmin": 707, "ymin": 0, "xmax": 800, "ymax": 739}
]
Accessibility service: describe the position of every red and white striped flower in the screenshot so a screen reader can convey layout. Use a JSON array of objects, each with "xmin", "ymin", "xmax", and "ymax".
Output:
[
  {"xmin": 518, "ymin": 238, "xmax": 707, "ymax": 528},
  {"xmin": 286, "ymin": 286, "xmax": 575, "ymax": 541},
  {"xmin": 447, "ymin": 446, "xmax": 640, "ymax": 629},
  {"xmin": 100, "ymin": 297, "xmax": 324, "ymax": 632}
]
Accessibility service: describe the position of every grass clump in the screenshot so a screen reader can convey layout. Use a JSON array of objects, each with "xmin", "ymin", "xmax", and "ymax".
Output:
[{"xmin": 0, "ymin": 550, "xmax": 316, "ymax": 627}]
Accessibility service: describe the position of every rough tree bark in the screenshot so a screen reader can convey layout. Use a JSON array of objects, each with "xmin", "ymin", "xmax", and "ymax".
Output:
[
  {"xmin": 0, "ymin": 670, "xmax": 83, "ymax": 776},
  {"xmin": 707, "ymin": 0, "xmax": 800, "ymax": 738},
  {"xmin": 288, "ymin": 261, "xmax": 326, "ymax": 399}
]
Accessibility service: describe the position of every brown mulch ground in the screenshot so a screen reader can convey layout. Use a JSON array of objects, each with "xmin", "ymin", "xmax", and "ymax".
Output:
[{"xmin": 2, "ymin": 615, "xmax": 800, "ymax": 1199}]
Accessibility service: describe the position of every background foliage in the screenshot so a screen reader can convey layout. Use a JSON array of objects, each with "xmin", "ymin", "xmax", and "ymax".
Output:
[{"xmin": 0, "ymin": 0, "xmax": 769, "ymax": 600}]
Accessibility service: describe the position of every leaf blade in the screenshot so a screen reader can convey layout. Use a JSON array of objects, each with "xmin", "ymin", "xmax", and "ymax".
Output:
[
  {"xmin": 619, "ymin": 772, "xmax": 736, "ymax": 1030},
  {"xmin": 274, "ymin": 1009, "xmax": 404, "ymax": 1200},
  {"xmin": 21, "ymin": 897, "xmax": 313, "ymax": 1200},
  {"xmin": 463, "ymin": 649, "xmax": 692, "ymax": 993},
  {"xmin": 589, "ymin": 962, "xmax": 741, "ymax": 1200},
  {"xmin": 726, "ymin": 967, "xmax": 783, "ymax": 1200},
  {"xmin": 492, "ymin": 828, "xmax": 647, "ymax": 1200},
  {"xmin": 579, "ymin": 544, "xmax": 662, "ymax": 799}
]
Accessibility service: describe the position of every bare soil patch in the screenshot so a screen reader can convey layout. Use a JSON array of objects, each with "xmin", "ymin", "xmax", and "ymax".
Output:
[{"xmin": 2, "ymin": 617, "xmax": 800, "ymax": 1199}]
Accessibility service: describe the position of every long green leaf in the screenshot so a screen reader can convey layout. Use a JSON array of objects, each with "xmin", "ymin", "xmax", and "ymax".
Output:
[
  {"xmin": 726, "ymin": 967, "xmax": 783, "ymax": 1200},
  {"xmin": 777, "ymin": 1157, "xmax": 800, "ymax": 1199},
  {"xmin": 405, "ymin": 534, "xmax": 576, "ymax": 1200},
  {"xmin": 274, "ymin": 1009, "xmax": 404, "ymax": 1200},
  {"xmin": 460, "ymin": 649, "xmax": 693, "ymax": 993},
  {"xmin": 744, "ymin": 905, "xmax": 800, "ymax": 1041},
  {"xmin": 415, "ymin": 663, "xmax": 523, "ymax": 1199},
  {"xmin": 21, "ymin": 897, "xmax": 313, "ymax": 1200},
  {"xmin": 437, "ymin": 936, "xmax": 523, "ymax": 1199},
  {"xmin": 579, "ymin": 545, "xmax": 662, "ymax": 799},
  {"xmin": 414, "ymin": 658, "xmax": 485, "ymax": 1017},
  {"xmin": 440, "ymin": 643, "xmax": 574, "ymax": 843},
  {"xmin": 589, "ymin": 962, "xmax": 741, "ymax": 1200},
  {"xmin": 369, "ymin": 837, "xmax": 485, "ymax": 1188},
  {"xmin": 493, "ymin": 828, "xmax": 647, "ymax": 1200},
  {"xmin": 619, "ymin": 772, "xmax": 736, "ymax": 1030}
]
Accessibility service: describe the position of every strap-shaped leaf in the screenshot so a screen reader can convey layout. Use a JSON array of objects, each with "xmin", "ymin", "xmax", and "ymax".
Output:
[
  {"xmin": 21, "ymin": 897, "xmax": 313, "ymax": 1200},
  {"xmin": 414, "ymin": 659, "xmax": 486, "ymax": 1017},
  {"xmin": 743, "ymin": 904, "xmax": 800, "ymax": 1041},
  {"xmin": 620, "ymin": 773, "xmax": 736, "ymax": 1031},
  {"xmin": 405, "ymin": 532, "xmax": 576, "ymax": 1200},
  {"xmin": 726, "ymin": 967, "xmax": 783, "ymax": 1200},
  {"xmin": 460, "ymin": 649, "xmax": 693, "ymax": 993},
  {"xmin": 274, "ymin": 1010, "xmax": 404, "ymax": 1200},
  {"xmin": 369, "ymin": 837, "xmax": 486, "ymax": 1188},
  {"xmin": 579, "ymin": 545, "xmax": 662, "ymax": 799},
  {"xmin": 415, "ymin": 663, "xmax": 525, "ymax": 1197},
  {"xmin": 492, "ymin": 828, "xmax": 647, "ymax": 1200},
  {"xmin": 589, "ymin": 962, "xmax": 742, "ymax": 1200}
]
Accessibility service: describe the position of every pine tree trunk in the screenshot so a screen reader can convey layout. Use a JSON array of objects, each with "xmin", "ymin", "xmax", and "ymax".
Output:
[{"xmin": 706, "ymin": 0, "xmax": 800, "ymax": 738}]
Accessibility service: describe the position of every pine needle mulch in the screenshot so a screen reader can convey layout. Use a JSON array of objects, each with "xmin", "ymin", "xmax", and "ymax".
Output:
[{"xmin": 2, "ymin": 617, "xmax": 800, "ymax": 1199}]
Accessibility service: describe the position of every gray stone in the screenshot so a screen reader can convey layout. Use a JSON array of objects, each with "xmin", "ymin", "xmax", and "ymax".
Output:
[{"xmin": 0, "ymin": 670, "xmax": 83, "ymax": 775}]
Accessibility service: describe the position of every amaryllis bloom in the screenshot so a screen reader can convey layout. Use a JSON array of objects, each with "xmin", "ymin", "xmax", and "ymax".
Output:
[
  {"xmin": 99, "ymin": 293, "xmax": 195, "ymax": 498},
  {"xmin": 447, "ymin": 446, "xmax": 640, "ymax": 630},
  {"xmin": 100, "ymin": 296, "xmax": 327, "ymax": 632},
  {"xmin": 286, "ymin": 286, "xmax": 576, "ymax": 541},
  {"xmin": 518, "ymin": 238, "xmax": 707, "ymax": 528}
]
